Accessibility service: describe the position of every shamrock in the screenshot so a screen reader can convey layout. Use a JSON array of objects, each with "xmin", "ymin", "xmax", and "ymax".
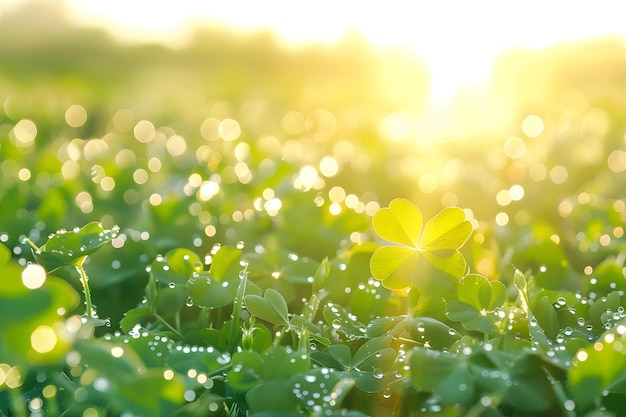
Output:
[{"xmin": 370, "ymin": 198, "xmax": 472, "ymax": 289}]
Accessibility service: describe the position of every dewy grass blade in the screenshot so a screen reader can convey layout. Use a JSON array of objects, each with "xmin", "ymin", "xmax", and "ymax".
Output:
[{"xmin": 229, "ymin": 265, "xmax": 248, "ymax": 353}]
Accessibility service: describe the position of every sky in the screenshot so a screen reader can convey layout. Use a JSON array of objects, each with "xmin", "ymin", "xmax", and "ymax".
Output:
[{"xmin": 2, "ymin": 0, "xmax": 626, "ymax": 102}]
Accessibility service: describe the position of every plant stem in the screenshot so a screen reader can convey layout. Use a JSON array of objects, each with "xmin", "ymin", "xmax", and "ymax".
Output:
[
  {"xmin": 303, "ymin": 291, "xmax": 321, "ymax": 322},
  {"xmin": 75, "ymin": 258, "xmax": 93, "ymax": 321},
  {"xmin": 153, "ymin": 313, "xmax": 184, "ymax": 339},
  {"xmin": 228, "ymin": 266, "xmax": 248, "ymax": 353}
]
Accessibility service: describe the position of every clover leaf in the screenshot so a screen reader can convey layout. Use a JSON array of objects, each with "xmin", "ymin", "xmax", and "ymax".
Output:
[
  {"xmin": 370, "ymin": 199, "xmax": 472, "ymax": 290},
  {"xmin": 31, "ymin": 222, "xmax": 119, "ymax": 270},
  {"xmin": 244, "ymin": 288, "xmax": 290, "ymax": 325},
  {"xmin": 445, "ymin": 274, "xmax": 508, "ymax": 335}
]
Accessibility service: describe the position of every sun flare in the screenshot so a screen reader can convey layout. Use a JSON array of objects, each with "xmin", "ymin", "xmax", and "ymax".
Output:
[{"xmin": 43, "ymin": 0, "xmax": 626, "ymax": 106}]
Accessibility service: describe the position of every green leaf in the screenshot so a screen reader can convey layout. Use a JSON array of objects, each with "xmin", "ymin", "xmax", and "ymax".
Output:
[
  {"xmin": 446, "ymin": 301, "xmax": 500, "ymax": 334},
  {"xmin": 589, "ymin": 291, "xmax": 622, "ymax": 331},
  {"xmin": 410, "ymin": 347, "xmax": 475, "ymax": 405},
  {"xmin": 469, "ymin": 349, "xmax": 558, "ymax": 413},
  {"xmin": 209, "ymin": 244, "xmax": 242, "ymax": 281},
  {"xmin": 456, "ymin": 274, "xmax": 507, "ymax": 311},
  {"xmin": 264, "ymin": 288, "xmax": 290, "ymax": 323},
  {"xmin": 227, "ymin": 350, "xmax": 264, "ymax": 390},
  {"xmin": 446, "ymin": 275, "xmax": 507, "ymax": 335},
  {"xmin": 261, "ymin": 346, "xmax": 310, "ymax": 380},
  {"xmin": 0, "ymin": 271, "xmax": 80, "ymax": 365},
  {"xmin": 421, "ymin": 207, "xmax": 472, "ymax": 252},
  {"xmin": 532, "ymin": 295, "xmax": 560, "ymax": 340},
  {"xmin": 398, "ymin": 317, "xmax": 461, "ymax": 350},
  {"xmin": 370, "ymin": 199, "xmax": 472, "ymax": 289},
  {"xmin": 246, "ymin": 381, "xmax": 300, "ymax": 414},
  {"xmin": 289, "ymin": 314, "xmax": 331, "ymax": 347},
  {"xmin": 311, "ymin": 344, "xmax": 352, "ymax": 370},
  {"xmin": 34, "ymin": 222, "xmax": 119, "ymax": 269},
  {"xmin": 74, "ymin": 339, "xmax": 148, "ymax": 378},
  {"xmin": 244, "ymin": 288, "xmax": 290, "ymax": 325},
  {"xmin": 422, "ymin": 250, "xmax": 466, "ymax": 279},
  {"xmin": 243, "ymin": 249, "xmax": 319, "ymax": 284},
  {"xmin": 372, "ymin": 198, "xmax": 423, "ymax": 248},
  {"xmin": 569, "ymin": 326, "xmax": 626, "ymax": 411},
  {"xmin": 370, "ymin": 246, "xmax": 419, "ymax": 287},
  {"xmin": 351, "ymin": 336, "xmax": 393, "ymax": 370},
  {"xmin": 150, "ymin": 248, "xmax": 203, "ymax": 286},
  {"xmin": 514, "ymin": 269, "xmax": 527, "ymax": 290},
  {"xmin": 119, "ymin": 306, "xmax": 152, "ymax": 333},
  {"xmin": 187, "ymin": 271, "xmax": 233, "ymax": 308},
  {"xmin": 291, "ymin": 370, "xmax": 356, "ymax": 414},
  {"xmin": 114, "ymin": 369, "xmax": 186, "ymax": 417},
  {"xmin": 323, "ymin": 303, "xmax": 367, "ymax": 340},
  {"xmin": 312, "ymin": 256, "xmax": 331, "ymax": 291}
]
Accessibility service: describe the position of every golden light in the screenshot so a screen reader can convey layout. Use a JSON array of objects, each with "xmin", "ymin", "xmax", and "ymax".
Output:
[
  {"xmin": 11, "ymin": 119, "xmax": 37, "ymax": 147},
  {"xmin": 53, "ymin": 0, "xmax": 626, "ymax": 110},
  {"xmin": 110, "ymin": 346, "xmax": 124, "ymax": 358},
  {"xmin": 65, "ymin": 104, "xmax": 87, "ymax": 127},
  {"xmin": 22, "ymin": 264, "xmax": 47, "ymax": 289},
  {"xmin": 31, "ymin": 326, "xmax": 58, "ymax": 353}
]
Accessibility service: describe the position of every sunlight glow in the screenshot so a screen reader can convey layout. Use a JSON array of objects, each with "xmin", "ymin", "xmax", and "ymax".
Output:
[{"xmin": 51, "ymin": 0, "xmax": 626, "ymax": 105}]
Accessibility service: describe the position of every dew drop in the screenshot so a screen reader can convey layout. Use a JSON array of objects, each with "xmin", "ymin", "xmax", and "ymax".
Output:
[
  {"xmin": 93, "ymin": 377, "xmax": 110, "ymax": 392},
  {"xmin": 168, "ymin": 282, "xmax": 176, "ymax": 288}
]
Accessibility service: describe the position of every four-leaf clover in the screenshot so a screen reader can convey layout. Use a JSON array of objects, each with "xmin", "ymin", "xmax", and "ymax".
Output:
[{"xmin": 370, "ymin": 198, "xmax": 472, "ymax": 289}]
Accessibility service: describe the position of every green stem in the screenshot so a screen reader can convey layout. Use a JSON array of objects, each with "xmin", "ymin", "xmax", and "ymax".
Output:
[
  {"xmin": 228, "ymin": 266, "xmax": 248, "ymax": 353},
  {"xmin": 303, "ymin": 291, "xmax": 321, "ymax": 322},
  {"xmin": 24, "ymin": 237, "xmax": 41, "ymax": 252},
  {"xmin": 153, "ymin": 313, "xmax": 184, "ymax": 339},
  {"xmin": 75, "ymin": 258, "xmax": 93, "ymax": 321},
  {"xmin": 273, "ymin": 328, "xmax": 288, "ymax": 347},
  {"xmin": 199, "ymin": 308, "xmax": 210, "ymax": 328},
  {"xmin": 543, "ymin": 367, "xmax": 576, "ymax": 417},
  {"xmin": 175, "ymin": 310, "xmax": 182, "ymax": 333},
  {"xmin": 206, "ymin": 364, "xmax": 232, "ymax": 378}
]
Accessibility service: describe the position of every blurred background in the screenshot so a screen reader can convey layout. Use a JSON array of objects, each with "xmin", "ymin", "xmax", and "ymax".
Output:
[{"xmin": 2, "ymin": 0, "xmax": 626, "ymax": 300}]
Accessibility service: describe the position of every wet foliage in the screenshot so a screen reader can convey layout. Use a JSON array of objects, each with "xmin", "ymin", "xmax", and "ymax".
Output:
[
  {"xmin": 3, "ymin": 3, "xmax": 626, "ymax": 417},
  {"xmin": 4, "ymin": 197, "xmax": 626, "ymax": 416}
]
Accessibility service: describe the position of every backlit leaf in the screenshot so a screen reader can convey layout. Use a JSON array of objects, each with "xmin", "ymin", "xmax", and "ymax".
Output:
[
  {"xmin": 372, "ymin": 198, "xmax": 422, "ymax": 248},
  {"xmin": 35, "ymin": 222, "xmax": 119, "ymax": 269},
  {"xmin": 420, "ymin": 207, "xmax": 472, "ymax": 252},
  {"xmin": 370, "ymin": 246, "xmax": 419, "ymax": 283},
  {"xmin": 244, "ymin": 289, "xmax": 290, "ymax": 325}
]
